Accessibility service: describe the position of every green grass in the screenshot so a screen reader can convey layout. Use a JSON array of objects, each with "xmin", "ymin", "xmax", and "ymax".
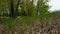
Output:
[{"xmin": 0, "ymin": 14, "xmax": 59, "ymax": 34}]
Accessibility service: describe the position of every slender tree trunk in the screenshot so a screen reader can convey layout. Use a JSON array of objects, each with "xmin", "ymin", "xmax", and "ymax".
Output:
[
  {"xmin": 10, "ymin": 0, "xmax": 15, "ymax": 17},
  {"xmin": 15, "ymin": 0, "xmax": 20, "ymax": 16}
]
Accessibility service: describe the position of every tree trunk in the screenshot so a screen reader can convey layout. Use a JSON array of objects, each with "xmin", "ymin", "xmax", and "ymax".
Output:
[
  {"xmin": 10, "ymin": 0, "xmax": 15, "ymax": 17},
  {"xmin": 15, "ymin": 0, "xmax": 20, "ymax": 16}
]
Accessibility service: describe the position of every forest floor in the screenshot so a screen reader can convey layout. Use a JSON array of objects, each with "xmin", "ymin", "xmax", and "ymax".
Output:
[{"xmin": 0, "ymin": 16, "xmax": 59, "ymax": 34}]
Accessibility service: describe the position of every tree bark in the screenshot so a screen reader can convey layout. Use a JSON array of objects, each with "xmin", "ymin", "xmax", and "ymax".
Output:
[
  {"xmin": 10, "ymin": 0, "xmax": 15, "ymax": 17},
  {"xmin": 15, "ymin": 0, "xmax": 21, "ymax": 16}
]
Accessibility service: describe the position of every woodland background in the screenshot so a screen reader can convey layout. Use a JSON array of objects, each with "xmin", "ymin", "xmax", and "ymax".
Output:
[{"xmin": 0, "ymin": 0, "xmax": 59, "ymax": 34}]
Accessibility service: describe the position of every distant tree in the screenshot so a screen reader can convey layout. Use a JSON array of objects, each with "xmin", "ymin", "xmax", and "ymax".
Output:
[
  {"xmin": 9, "ymin": 0, "xmax": 21, "ymax": 17},
  {"xmin": 0, "ymin": 0, "xmax": 9, "ymax": 16},
  {"xmin": 36, "ymin": 0, "xmax": 49, "ymax": 16},
  {"xmin": 0, "ymin": 0, "xmax": 50, "ymax": 17},
  {"xmin": 20, "ymin": 0, "xmax": 34, "ymax": 16},
  {"xmin": 0, "ymin": 0, "xmax": 21, "ymax": 17},
  {"xmin": 15, "ymin": 0, "xmax": 21, "ymax": 16}
]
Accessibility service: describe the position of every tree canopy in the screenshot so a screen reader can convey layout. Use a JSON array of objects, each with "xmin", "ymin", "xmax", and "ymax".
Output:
[{"xmin": 0, "ymin": 0, "xmax": 50, "ymax": 17}]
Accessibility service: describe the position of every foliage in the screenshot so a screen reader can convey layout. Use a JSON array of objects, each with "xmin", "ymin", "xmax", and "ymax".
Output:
[
  {"xmin": 0, "ymin": 0, "xmax": 50, "ymax": 17},
  {"xmin": 0, "ymin": 0, "xmax": 60, "ymax": 34}
]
